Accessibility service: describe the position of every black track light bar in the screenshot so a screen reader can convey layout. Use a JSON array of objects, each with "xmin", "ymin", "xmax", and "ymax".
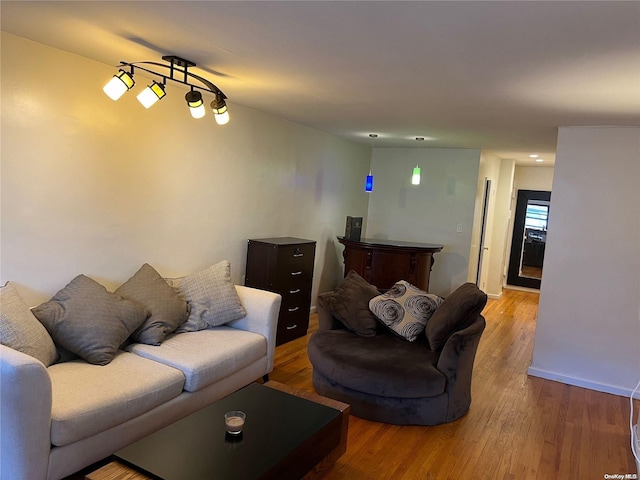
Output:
[{"xmin": 117, "ymin": 55, "xmax": 227, "ymax": 101}]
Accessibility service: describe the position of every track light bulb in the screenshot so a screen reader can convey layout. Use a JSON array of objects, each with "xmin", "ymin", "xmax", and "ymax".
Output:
[
  {"xmin": 185, "ymin": 91, "xmax": 206, "ymax": 119},
  {"xmin": 103, "ymin": 70, "xmax": 135, "ymax": 101},
  {"xmin": 211, "ymin": 95, "xmax": 230, "ymax": 125},
  {"xmin": 137, "ymin": 81, "xmax": 166, "ymax": 109}
]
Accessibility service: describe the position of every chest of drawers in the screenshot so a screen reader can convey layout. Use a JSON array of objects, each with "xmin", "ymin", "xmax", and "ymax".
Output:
[{"xmin": 245, "ymin": 237, "xmax": 316, "ymax": 345}]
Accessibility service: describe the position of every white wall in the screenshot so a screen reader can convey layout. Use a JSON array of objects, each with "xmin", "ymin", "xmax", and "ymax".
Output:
[
  {"xmin": 468, "ymin": 152, "xmax": 501, "ymax": 292},
  {"xmin": 529, "ymin": 126, "xmax": 640, "ymax": 397},
  {"xmin": 0, "ymin": 33, "xmax": 370, "ymax": 306},
  {"xmin": 365, "ymin": 147, "xmax": 481, "ymax": 296},
  {"xmin": 477, "ymin": 158, "xmax": 516, "ymax": 298}
]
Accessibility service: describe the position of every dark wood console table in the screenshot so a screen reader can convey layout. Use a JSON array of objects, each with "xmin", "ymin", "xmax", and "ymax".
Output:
[{"xmin": 337, "ymin": 237, "xmax": 443, "ymax": 292}]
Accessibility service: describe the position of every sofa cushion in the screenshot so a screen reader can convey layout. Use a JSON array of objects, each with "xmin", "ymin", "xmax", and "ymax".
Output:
[
  {"xmin": 167, "ymin": 260, "xmax": 246, "ymax": 331},
  {"xmin": 308, "ymin": 329, "xmax": 446, "ymax": 398},
  {"xmin": 0, "ymin": 282, "xmax": 58, "ymax": 366},
  {"xmin": 115, "ymin": 263, "xmax": 189, "ymax": 345},
  {"xmin": 319, "ymin": 271, "xmax": 380, "ymax": 336},
  {"xmin": 32, "ymin": 275, "xmax": 149, "ymax": 365},
  {"xmin": 426, "ymin": 282, "xmax": 488, "ymax": 351},
  {"xmin": 47, "ymin": 351, "xmax": 185, "ymax": 447},
  {"xmin": 369, "ymin": 281, "xmax": 443, "ymax": 342},
  {"xmin": 125, "ymin": 327, "xmax": 267, "ymax": 392}
]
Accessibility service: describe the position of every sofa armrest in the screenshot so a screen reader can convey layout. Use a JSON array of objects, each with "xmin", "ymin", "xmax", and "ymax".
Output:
[
  {"xmin": 0, "ymin": 344, "xmax": 52, "ymax": 480},
  {"xmin": 228, "ymin": 286, "xmax": 282, "ymax": 374},
  {"xmin": 436, "ymin": 315, "xmax": 486, "ymax": 422},
  {"xmin": 317, "ymin": 292, "xmax": 346, "ymax": 331}
]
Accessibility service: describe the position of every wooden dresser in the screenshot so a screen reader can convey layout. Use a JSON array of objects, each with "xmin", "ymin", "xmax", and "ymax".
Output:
[
  {"xmin": 337, "ymin": 237, "xmax": 443, "ymax": 292},
  {"xmin": 245, "ymin": 237, "xmax": 316, "ymax": 345}
]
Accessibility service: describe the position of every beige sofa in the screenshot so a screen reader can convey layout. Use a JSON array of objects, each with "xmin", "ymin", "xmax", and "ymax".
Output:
[{"xmin": 0, "ymin": 284, "xmax": 281, "ymax": 480}]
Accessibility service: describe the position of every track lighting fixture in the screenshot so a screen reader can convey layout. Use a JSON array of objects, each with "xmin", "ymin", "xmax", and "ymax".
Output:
[{"xmin": 103, "ymin": 55, "xmax": 230, "ymax": 124}]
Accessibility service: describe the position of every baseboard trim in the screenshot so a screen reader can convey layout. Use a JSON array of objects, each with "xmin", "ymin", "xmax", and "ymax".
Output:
[
  {"xmin": 527, "ymin": 366, "xmax": 640, "ymax": 399},
  {"xmin": 487, "ymin": 292, "xmax": 503, "ymax": 300},
  {"xmin": 504, "ymin": 285, "xmax": 540, "ymax": 293}
]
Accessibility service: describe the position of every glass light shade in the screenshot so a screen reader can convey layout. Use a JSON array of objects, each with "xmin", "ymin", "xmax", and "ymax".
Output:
[
  {"xmin": 103, "ymin": 70, "xmax": 135, "ymax": 101},
  {"xmin": 190, "ymin": 104, "xmax": 206, "ymax": 119},
  {"xmin": 412, "ymin": 166, "xmax": 421, "ymax": 185},
  {"xmin": 185, "ymin": 91, "xmax": 206, "ymax": 119},
  {"xmin": 365, "ymin": 173, "xmax": 374, "ymax": 192},
  {"xmin": 214, "ymin": 110, "xmax": 230, "ymax": 125},
  {"xmin": 211, "ymin": 98, "xmax": 229, "ymax": 125},
  {"xmin": 137, "ymin": 82, "xmax": 166, "ymax": 109}
]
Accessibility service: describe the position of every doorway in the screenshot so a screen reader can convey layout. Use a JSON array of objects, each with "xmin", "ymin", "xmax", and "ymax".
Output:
[
  {"xmin": 507, "ymin": 189, "xmax": 551, "ymax": 289},
  {"xmin": 476, "ymin": 178, "xmax": 491, "ymax": 288}
]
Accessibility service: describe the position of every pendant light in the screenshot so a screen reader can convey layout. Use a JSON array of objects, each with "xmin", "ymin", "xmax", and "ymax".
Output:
[
  {"xmin": 412, "ymin": 137, "xmax": 424, "ymax": 185},
  {"xmin": 365, "ymin": 134, "xmax": 377, "ymax": 192}
]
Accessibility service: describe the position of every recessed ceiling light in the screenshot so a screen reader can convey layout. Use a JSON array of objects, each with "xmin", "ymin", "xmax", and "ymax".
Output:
[
  {"xmin": 529, "ymin": 154, "xmax": 539, "ymax": 158},
  {"xmin": 535, "ymin": 158, "xmax": 544, "ymax": 163}
]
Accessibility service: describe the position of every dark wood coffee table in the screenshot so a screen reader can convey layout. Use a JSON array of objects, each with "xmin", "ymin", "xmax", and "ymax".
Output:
[{"xmin": 85, "ymin": 381, "xmax": 349, "ymax": 480}]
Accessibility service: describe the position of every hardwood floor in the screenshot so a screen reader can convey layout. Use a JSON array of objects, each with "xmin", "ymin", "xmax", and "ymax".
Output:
[{"xmin": 271, "ymin": 289, "xmax": 639, "ymax": 480}]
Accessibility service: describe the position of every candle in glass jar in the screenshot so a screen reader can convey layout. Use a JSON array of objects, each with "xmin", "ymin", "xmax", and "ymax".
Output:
[{"xmin": 224, "ymin": 411, "xmax": 246, "ymax": 434}]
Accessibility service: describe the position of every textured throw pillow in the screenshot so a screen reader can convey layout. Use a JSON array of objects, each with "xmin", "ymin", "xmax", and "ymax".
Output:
[
  {"xmin": 369, "ymin": 280, "xmax": 443, "ymax": 342},
  {"xmin": 115, "ymin": 264, "xmax": 189, "ymax": 345},
  {"xmin": 32, "ymin": 275, "xmax": 149, "ymax": 365},
  {"xmin": 319, "ymin": 270, "xmax": 380, "ymax": 337},
  {"xmin": 0, "ymin": 282, "xmax": 58, "ymax": 366},
  {"xmin": 168, "ymin": 260, "xmax": 246, "ymax": 330},
  {"xmin": 426, "ymin": 282, "xmax": 488, "ymax": 351}
]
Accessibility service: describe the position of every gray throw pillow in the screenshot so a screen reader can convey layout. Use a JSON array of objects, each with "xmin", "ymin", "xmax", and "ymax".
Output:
[
  {"xmin": 115, "ymin": 263, "xmax": 189, "ymax": 345},
  {"xmin": 425, "ymin": 282, "xmax": 488, "ymax": 350},
  {"xmin": 32, "ymin": 275, "xmax": 149, "ymax": 365},
  {"xmin": 0, "ymin": 282, "xmax": 58, "ymax": 366},
  {"xmin": 320, "ymin": 270, "xmax": 380, "ymax": 337},
  {"xmin": 168, "ymin": 260, "xmax": 246, "ymax": 330},
  {"xmin": 369, "ymin": 280, "xmax": 443, "ymax": 342}
]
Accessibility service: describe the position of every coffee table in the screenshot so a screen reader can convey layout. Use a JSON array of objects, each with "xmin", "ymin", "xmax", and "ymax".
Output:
[{"xmin": 85, "ymin": 381, "xmax": 349, "ymax": 480}]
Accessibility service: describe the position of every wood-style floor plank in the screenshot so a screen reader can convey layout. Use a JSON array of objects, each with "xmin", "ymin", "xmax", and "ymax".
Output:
[{"xmin": 271, "ymin": 289, "xmax": 639, "ymax": 479}]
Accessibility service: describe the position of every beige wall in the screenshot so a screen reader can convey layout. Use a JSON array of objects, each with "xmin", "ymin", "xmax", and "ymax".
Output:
[
  {"xmin": 365, "ymin": 147, "xmax": 481, "ymax": 296},
  {"xmin": 0, "ymin": 33, "xmax": 370, "ymax": 306},
  {"xmin": 529, "ymin": 126, "xmax": 640, "ymax": 396},
  {"xmin": 469, "ymin": 155, "xmax": 516, "ymax": 298},
  {"xmin": 468, "ymin": 152, "xmax": 501, "ymax": 293}
]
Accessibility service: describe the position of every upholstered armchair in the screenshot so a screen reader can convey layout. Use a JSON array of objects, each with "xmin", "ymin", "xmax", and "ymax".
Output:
[{"xmin": 308, "ymin": 278, "xmax": 487, "ymax": 425}]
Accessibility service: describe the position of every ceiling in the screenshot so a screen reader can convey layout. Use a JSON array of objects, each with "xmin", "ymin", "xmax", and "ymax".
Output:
[{"xmin": 2, "ymin": 1, "xmax": 640, "ymax": 166}]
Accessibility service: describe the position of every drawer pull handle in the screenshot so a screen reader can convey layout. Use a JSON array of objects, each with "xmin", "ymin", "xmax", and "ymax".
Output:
[
  {"xmin": 291, "ymin": 271, "xmax": 302, "ymax": 276},
  {"xmin": 293, "ymin": 253, "xmax": 304, "ymax": 257},
  {"xmin": 289, "ymin": 288, "xmax": 301, "ymax": 294},
  {"xmin": 288, "ymin": 307, "xmax": 300, "ymax": 312},
  {"xmin": 286, "ymin": 324, "xmax": 298, "ymax": 330}
]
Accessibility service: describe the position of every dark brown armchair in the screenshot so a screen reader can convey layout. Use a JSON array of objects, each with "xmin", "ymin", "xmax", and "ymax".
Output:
[{"xmin": 308, "ymin": 282, "xmax": 486, "ymax": 425}]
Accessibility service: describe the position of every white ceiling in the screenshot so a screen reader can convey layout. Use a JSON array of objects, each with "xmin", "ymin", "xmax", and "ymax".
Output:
[{"xmin": 3, "ymin": 1, "xmax": 640, "ymax": 166}]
